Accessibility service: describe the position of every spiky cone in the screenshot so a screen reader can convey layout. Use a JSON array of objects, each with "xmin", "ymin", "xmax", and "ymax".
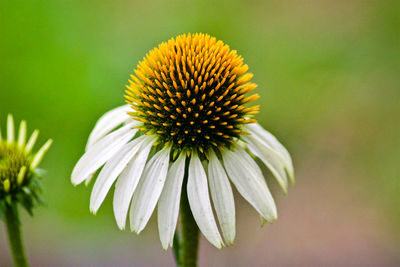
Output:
[{"xmin": 72, "ymin": 33, "xmax": 294, "ymax": 267}]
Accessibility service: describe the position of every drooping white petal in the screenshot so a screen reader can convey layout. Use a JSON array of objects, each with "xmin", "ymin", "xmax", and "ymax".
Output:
[
  {"xmin": 31, "ymin": 139, "xmax": 53, "ymax": 169},
  {"xmin": 25, "ymin": 130, "xmax": 39, "ymax": 153},
  {"xmin": 71, "ymin": 122, "xmax": 137, "ymax": 185},
  {"xmin": 246, "ymin": 123, "xmax": 294, "ymax": 183},
  {"xmin": 90, "ymin": 136, "xmax": 144, "ymax": 213},
  {"xmin": 113, "ymin": 135, "xmax": 155, "ymax": 230},
  {"xmin": 223, "ymin": 146, "xmax": 277, "ymax": 222},
  {"xmin": 7, "ymin": 114, "xmax": 14, "ymax": 143},
  {"xmin": 208, "ymin": 150, "xmax": 235, "ymax": 245},
  {"xmin": 84, "ymin": 174, "xmax": 95, "ymax": 186},
  {"xmin": 130, "ymin": 146, "xmax": 171, "ymax": 233},
  {"xmin": 243, "ymin": 133, "xmax": 289, "ymax": 194},
  {"xmin": 18, "ymin": 120, "xmax": 27, "ymax": 147},
  {"xmin": 158, "ymin": 152, "xmax": 186, "ymax": 250},
  {"xmin": 86, "ymin": 105, "xmax": 133, "ymax": 150},
  {"xmin": 187, "ymin": 153, "xmax": 223, "ymax": 248}
]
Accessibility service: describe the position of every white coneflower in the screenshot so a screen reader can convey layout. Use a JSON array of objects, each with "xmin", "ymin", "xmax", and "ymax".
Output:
[
  {"xmin": 71, "ymin": 33, "xmax": 294, "ymax": 257},
  {"xmin": 0, "ymin": 114, "xmax": 53, "ymax": 267}
]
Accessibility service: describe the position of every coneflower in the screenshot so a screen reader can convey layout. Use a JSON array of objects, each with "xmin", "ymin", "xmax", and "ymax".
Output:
[{"xmin": 72, "ymin": 33, "xmax": 294, "ymax": 267}]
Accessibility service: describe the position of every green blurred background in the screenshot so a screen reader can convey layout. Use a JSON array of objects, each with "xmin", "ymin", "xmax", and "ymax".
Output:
[{"xmin": 1, "ymin": 0, "xmax": 399, "ymax": 265}]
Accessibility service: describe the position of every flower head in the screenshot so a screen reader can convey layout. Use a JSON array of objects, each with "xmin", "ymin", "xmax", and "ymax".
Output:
[
  {"xmin": 72, "ymin": 33, "xmax": 294, "ymax": 249},
  {"xmin": 0, "ymin": 114, "xmax": 52, "ymax": 215}
]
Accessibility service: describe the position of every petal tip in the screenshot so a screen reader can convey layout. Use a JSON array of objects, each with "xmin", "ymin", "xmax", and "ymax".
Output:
[
  {"xmin": 115, "ymin": 215, "xmax": 127, "ymax": 230},
  {"xmin": 130, "ymin": 222, "xmax": 143, "ymax": 234},
  {"xmin": 90, "ymin": 203, "xmax": 99, "ymax": 215},
  {"xmin": 215, "ymin": 241, "xmax": 224, "ymax": 249},
  {"xmin": 224, "ymin": 234, "xmax": 236, "ymax": 246},
  {"xmin": 161, "ymin": 243, "xmax": 169, "ymax": 251},
  {"xmin": 70, "ymin": 176, "xmax": 80, "ymax": 186},
  {"xmin": 132, "ymin": 229, "xmax": 141, "ymax": 235}
]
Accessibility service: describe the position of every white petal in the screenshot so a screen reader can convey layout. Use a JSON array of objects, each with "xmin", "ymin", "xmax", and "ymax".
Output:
[
  {"xmin": 84, "ymin": 174, "xmax": 95, "ymax": 186},
  {"xmin": 7, "ymin": 114, "xmax": 14, "ymax": 143},
  {"xmin": 246, "ymin": 123, "xmax": 294, "ymax": 183},
  {"xmin": 158, "ymin": 152, "xmax": 186, "ymax": 250},
  {"xmin": 208, "ymin": 150, "xmax": 235, "ymax": 245},
  {"xmin": 187, "ymin": 153, "xmax": 223, "ymax": 248},
  {"xmin": 130, "ymin": 146, "xmax": 171, "ymax": 233},
  {"xmin": 71, "ymin": 122, "xmax": 137, "ymax": 185},
  {"xmin": 90, "ymin": 136, "xmax": 144, "ymax": 213},
  {"xmin": 86, "ymin": 105, "xmax": 133, "ymax": 150},
  {"xmin": 113, "ymin": 135, "xmax": 155, "ymax": 230},
  {"xmin": 223, "ymin": 146, "xmax": 277, "ymax": 222},
  {"xmin": 243, "ymin": 133, "xmax": 289, "ymax": 194},
  {"xmin": 18, "ymin": 120, "xmax": 27, "ymax": 147},
  {"xmin": 25, "ymin": 130, "xmax": 39, "ymax": 153}
]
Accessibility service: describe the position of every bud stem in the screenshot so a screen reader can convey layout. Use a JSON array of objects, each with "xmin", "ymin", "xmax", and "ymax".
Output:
[{"xmin": 4, "ymin": 203, "xmax": 29, "ymax": 267}]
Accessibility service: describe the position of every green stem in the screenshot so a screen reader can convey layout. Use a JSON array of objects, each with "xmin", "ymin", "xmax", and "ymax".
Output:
[
  {"xmin": 4, "ymin": 204, "xmax": 29, "ymax": 267},
  {"xmin": 172, "ymin": 232, "xmax": 181, "ymax": 266},
  {"xmin": 179, "ymin": 160, "xmax": 200, "ymax": 267}
]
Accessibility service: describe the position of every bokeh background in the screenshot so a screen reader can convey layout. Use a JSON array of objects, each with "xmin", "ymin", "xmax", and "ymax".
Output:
[{"xmin": 1, "ymin": 0, "xmax": 399, "ymax": 266}]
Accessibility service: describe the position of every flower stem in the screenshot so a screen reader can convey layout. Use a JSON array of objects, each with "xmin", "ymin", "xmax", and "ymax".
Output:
[
  {"xmin": 4, "ymin": 203, "xmax": 29, "ymax": 267},
  {"xmin": 172, "ymin": 232, "xmax": 181, "ymax": 266},
  {"xmin": 179, "ymin": 160, "xmax": 200, "ymax": 267}
]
